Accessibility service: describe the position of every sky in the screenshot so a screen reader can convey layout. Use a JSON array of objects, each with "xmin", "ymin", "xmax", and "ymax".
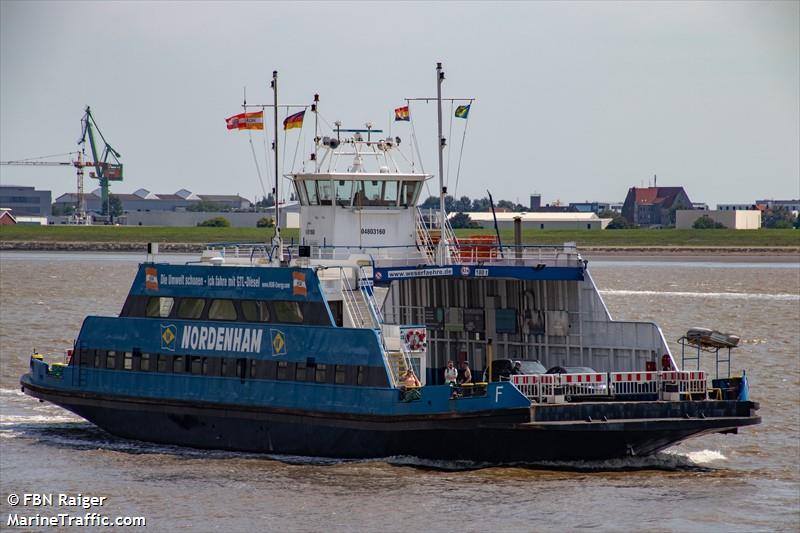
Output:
[{"xmin": 1, "ymin": 1, "xmax": 798, "ymax": 207}]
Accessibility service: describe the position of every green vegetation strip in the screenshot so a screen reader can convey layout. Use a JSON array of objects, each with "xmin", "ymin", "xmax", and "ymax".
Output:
[
  {"xmin": 0, "ymin": 225, "xmax": 299, "ymax": 243},
  {"xmin": 1, "ymin": 225, "xmax": 798, "ymax": 248},
  {"xmin": 454, "ymin": 228, "xmax": 800, "ymax": 247}
]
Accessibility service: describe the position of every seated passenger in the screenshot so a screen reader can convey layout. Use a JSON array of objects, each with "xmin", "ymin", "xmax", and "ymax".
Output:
[
  {"xmin": 444, "ymin": 360, "xmax": 458, "ymax": 385},
  {"xmin": 458, "ymin": 361, "xmax": 472, "ymax": 385},
  {"xmin": 402, "ymin": 368, "xmax": 421, "ymax": 389}
]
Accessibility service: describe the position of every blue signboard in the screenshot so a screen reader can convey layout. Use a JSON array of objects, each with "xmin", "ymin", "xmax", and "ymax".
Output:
[
  {"xmin": 372, "ymin": 264, "xmax": 584, "ymax": 285},
  {"xmin": 130, "ymin": 263, "xmax": 324, "ymax": 302}
]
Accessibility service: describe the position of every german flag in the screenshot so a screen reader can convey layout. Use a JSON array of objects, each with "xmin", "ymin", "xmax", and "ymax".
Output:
[
  {"xmin": 394, "ymin": 105, "xmax": 410, "ymax": 121},
  {"xmin": 225, "ymin": 111, "xmax": 264, "ymax": 130},
  {"xmin": 283, "ymin": 110, "xmax": 305, "ymax": 130}
]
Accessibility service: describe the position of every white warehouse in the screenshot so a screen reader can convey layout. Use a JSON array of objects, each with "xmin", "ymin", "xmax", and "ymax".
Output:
[{"xmin": 451, "ymin": 211, "xmax": 611, "ymax": 230}]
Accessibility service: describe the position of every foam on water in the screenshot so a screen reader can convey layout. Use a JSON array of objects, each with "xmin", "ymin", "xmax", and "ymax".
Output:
[
  {"xmin": 0, "ymin": 387, "xmax": 27, "ymax": 397},
  {"xmin": 599, "ymin": 289, "xmax": 799, "ymax": 301},
  {"xmin": 670, "ymin": 449, "xmax": 728, "ymax": 464},
  {"xmin": 0, "ymin": 413, "xmax": 80, "ymax": 426}
]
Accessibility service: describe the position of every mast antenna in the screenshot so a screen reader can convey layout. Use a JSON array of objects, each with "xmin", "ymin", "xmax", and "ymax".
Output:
[
  {"xmin": 436, "ymin": 62, "xmax": 447, "ymax": 265},
  {"xmin": 271, "ymin": 71, "xmax": 281, "ymax": 246}
]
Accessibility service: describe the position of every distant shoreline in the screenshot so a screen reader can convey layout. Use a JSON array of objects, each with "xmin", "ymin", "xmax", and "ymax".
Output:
[{"xmin": 1, "ymin": 240, "xmax": 798, "ymax": 260}]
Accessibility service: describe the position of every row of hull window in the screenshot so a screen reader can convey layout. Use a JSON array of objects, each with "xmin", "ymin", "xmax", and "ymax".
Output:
[
  {"xmin": 73, "ymin": 349, "xmax": 388, "ymax": 387},
  {"xmin": 121, "ymin": 296, "xmax": 331, "ymax": 326}
]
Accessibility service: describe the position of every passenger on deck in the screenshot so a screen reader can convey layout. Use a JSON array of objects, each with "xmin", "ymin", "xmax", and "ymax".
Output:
[
  {"xmin": 402, "ymin": 368, "xmax": 421, "ymax": 389},
  {"xmin": 458, "ymin": 361, "xmax": 472, "ymax": 385},
  {"xmin": 444, "ymin": 360, "xmax": 458, "ymax": 385},
  {"xmin": 511, "ymin": 361, "xmax": 523, "ymax": 375}
]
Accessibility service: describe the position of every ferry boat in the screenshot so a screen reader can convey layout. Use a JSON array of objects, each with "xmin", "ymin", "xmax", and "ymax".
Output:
[{"xmin": 20, "ymin": 66, "xmax": 760, "ymax": 462}]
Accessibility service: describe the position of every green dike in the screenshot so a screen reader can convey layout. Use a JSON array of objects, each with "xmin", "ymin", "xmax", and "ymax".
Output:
[
  {"xmin": 0, "ymin": 225, "xmax": 798, "ymax": 247},
  {"xmin": 0, "ymin": 225, "xmax": 299, "ymax": 243},
  {"xmin": 453, "ymin": 228, "xmax": 800, "ymax": 247}
]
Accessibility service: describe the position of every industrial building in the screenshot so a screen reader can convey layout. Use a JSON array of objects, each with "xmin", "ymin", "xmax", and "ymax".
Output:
[
  {"xmin": 53, "ymin": 188, "xmax": 251, "ymax": 214},
  {"xmin": 0, "ymin": 185, "xmax": 52, "ymax": 217},
  {"xmin": 124, "ymin": 201, "xmax": 300, "ymax": 228},
  {"xmin": 675, "ymin": 210, "xmax": 762, "ymax": 230},
  {"xmin": 717, "ymin": 203, "xmax": 758, "ymax": 212},
  {"xmin": 755, "ymin": 199, "xmax": 800, "ymax": 215},
  {"xmin": 452, "ymin": 211, "xmax": 611, "ymax": 230}
]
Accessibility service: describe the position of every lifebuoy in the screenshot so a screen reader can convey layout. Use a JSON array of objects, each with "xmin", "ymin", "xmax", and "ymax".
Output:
[{"xmin": 404, "ymin": 330, "xmax": 426, "ymax": 351}]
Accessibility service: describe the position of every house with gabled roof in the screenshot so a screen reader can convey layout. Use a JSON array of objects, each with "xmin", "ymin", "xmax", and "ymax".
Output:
[{"xmin": 621, "ymin": 186, "xmax": 693, "ymax": 227}]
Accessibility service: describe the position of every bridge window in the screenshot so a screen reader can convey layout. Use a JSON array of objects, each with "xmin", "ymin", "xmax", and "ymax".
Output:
[
  {"xmin": 241, "ymin": 300, "xmax": 270, "ymax": 322},
  {"xmin": 303, "ymin": 181, "xmax": 318, "ymax": 205},
  {"xmin": 106, "ymin": 351, "xmax": 116, "ymax": 369},
  {"xmin": 191, "ymin": 357, "xmax": 203, "ymax": 375},
  {"xmin": 177, "ymin": 298, "xmax": 205, "ymax": 319},
  {"xmin": 361, "ymin": 180, "xmax": 382, "ymax": 205},
  {"xmin": 123, "ymin": 352, "xmax": 133, "ymax": 370},
  {"xmin": 208, "ymin": 299, "xmax": 237, "ymax": 321},
  {"xmin": 356, "ymin": 180, "xmax": 399, "ymax": 207},
  {"xmin": 318, "ymin": 180, "xmax": 333, "ymax": 205},
  {"xmin": 146, "ymin": 297, "xmax": 174, "ymax": 318},
  {"xmin": 140, "ymin": 353, "xmax": 151, "ymax": 371},
  {"xmin": 400, "ymin": 181, "xmax": 421, "ymax": 207},
  {"xmin": 336, "ymin": 180, "xmax": 354, "ymax": 206},
  {"xmin": 157, "ymin": 354, "xmax": 170, "ymax": 373},
  {"xmin": 383, "ymin": 181, "xmax": 398, "ymax": 204},
  {"xmin": 173, "ymin": 356, "xmax": 184, "ymax": 373}
]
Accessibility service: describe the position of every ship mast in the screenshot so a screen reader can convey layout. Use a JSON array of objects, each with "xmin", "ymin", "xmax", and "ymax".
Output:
[
  {"xmin": 436, "ymin": 62, "xmax": 447, "ymax": 265},
  {"xmin": 271, "ymin": 70, "xmax": 280, "ymax": 244}
]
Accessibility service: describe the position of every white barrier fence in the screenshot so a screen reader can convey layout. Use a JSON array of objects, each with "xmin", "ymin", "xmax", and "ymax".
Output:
[
  {"xmin": 511, "ymin": 370, "xmax": 707, "ymax": 403},
  {"xmin": 660, "ymin": 370, "xmax": 707, "ymax": 394},
  {"xmin": 509, "ymin": 374, "xmax": 560, "ymax": 403},
  {"xmin": 610, "ymin": 371, "xmax": 661, "ymax": 396},
  {"xmin": 561, "ymin": 372, "xmax": 609, "ymax": 400}
]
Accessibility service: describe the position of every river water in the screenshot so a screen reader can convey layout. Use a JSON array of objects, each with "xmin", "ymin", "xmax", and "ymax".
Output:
[{"xmin": 0, "ymin": 252, "xmax": 798, "ymax": 532}]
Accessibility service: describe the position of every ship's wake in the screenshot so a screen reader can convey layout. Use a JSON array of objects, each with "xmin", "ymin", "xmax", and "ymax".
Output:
[{"xmin": 383, "ymin": 450, "xmax": 726, "ymax": 472}]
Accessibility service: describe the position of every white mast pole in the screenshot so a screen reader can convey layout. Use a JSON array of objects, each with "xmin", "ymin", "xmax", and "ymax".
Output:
[
  {"xmin": 313, "ymin": 93, "xmax": 319, "ymax": 172},
  {"xmin": 271, "ymin": 70, "xmax": 281, "ymax": 254},
  {"xmin": 436, "ymin": 62, "xmax": 447, "ymax": 264}
]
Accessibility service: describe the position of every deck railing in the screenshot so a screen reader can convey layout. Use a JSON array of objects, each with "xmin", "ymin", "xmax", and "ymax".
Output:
[
  {"xmin": 510, "ymin": 370, "xmax": 707, "ymax": 403},
  {"xmin": 203, "ymin": 242, "xmax": 584, "ymax": 269}
]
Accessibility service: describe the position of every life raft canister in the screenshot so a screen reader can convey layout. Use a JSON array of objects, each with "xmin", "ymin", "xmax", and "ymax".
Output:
[{"xmin": 404, "ymin": 329, "xmax": 426, "ymax": 351}]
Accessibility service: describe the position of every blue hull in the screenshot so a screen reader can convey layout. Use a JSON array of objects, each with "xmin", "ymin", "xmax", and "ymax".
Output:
[{"xmin": 20, "ymin": 377, "xmax": 761, "ymax": 462}]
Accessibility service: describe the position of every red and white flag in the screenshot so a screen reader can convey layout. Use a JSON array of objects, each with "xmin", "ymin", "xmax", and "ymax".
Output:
[
  {"xmin": 292, "ymin": 272, "xmax": 307, "ymax": 297},
  {"xmin": 145, "ymin": 267, "xmax": 158, "ymax": 290},
  {"xmin": 225, "ymin": 111, "xmax": 264, "ymax": 130}
]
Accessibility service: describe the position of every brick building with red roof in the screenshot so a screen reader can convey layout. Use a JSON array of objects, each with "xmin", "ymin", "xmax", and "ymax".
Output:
[{"xmin": 621, "ymin": 186, "xmax": 693, "ymax": 227}]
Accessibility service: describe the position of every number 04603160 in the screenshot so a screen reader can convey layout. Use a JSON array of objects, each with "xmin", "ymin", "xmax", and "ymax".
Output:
[{"xmin": 360, "ymin": 228, "xmax": 386, "ymax": 235}]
